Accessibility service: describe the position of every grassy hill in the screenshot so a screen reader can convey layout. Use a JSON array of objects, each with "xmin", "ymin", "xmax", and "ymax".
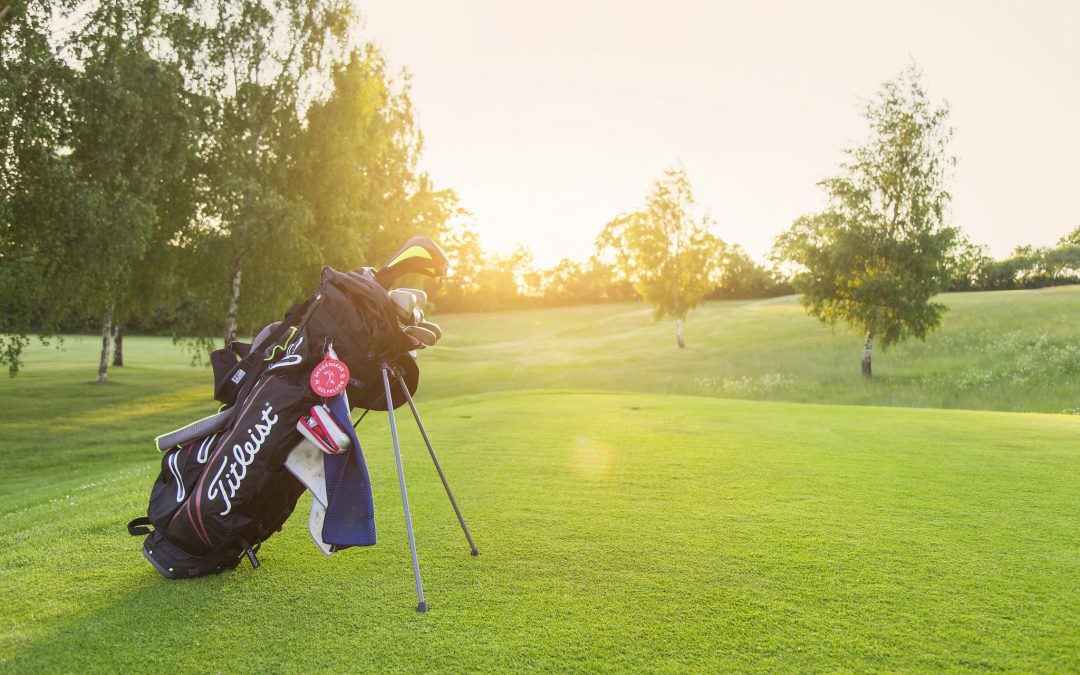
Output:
[
  {"xmin": 425, "ymin": 286, "xmax": 1080, "ymax": 413},
  {"xmin": 1, "ymin": 287, "xmax": 1078, "ymax": 670}
]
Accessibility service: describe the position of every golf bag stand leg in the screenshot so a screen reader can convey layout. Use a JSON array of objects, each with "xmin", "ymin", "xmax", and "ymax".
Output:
[
  {"xmin": 381, "ymin": 365, "xmax": 428, "ymax": 613},
  {"xmin": 397, "ymin": 377, "xmax": 480, "ymax": 556}
]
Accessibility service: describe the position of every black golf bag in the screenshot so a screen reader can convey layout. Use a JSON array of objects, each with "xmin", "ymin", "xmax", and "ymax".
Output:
[{"xmin": 128, "ymin": 267, "xmax": 419, "ymax": 579}]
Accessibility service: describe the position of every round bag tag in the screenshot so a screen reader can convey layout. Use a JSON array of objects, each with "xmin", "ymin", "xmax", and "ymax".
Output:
[{"xmin": 310, "ymin": 358, "xmax": 350, "ymax": 397}]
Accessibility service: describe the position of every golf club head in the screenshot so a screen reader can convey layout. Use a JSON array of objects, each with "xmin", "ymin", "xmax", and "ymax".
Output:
[
  {"xmin": 388, "ymin": 289, "xmax": 417, "ymax": 323},
  {"xmin": 417, "ymin": 320, "xmax": 442, "ymax": 341},
  {"xmin": 375, "ymin": 236, "xmax": 449, "ymax": 289},
  {"xmin": 404, "ymin": 324, "xmax": 438, "ymax": 347},
  {"xmin": 398, "ymin": 287, "xmax": 428, "ymax": 308}
]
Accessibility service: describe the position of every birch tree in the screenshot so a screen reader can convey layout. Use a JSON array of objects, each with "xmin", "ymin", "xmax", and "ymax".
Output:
[
  {"xmin": 66, "ymin": 0, "xmax": 198, "ymax": 381},
  {"xmin": 192, "ymin": 0, "xmax": 351, "ymax": 344},
  {"xmin": 597, "ymin": 166, "xmax": 722, "ymax": 348},
  {"xmin": 773, "ymin": 66, "xmax": 958, "ymax": 377}
]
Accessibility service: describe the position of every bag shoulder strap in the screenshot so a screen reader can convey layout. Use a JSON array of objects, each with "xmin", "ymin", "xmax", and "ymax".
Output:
[{"xmin": 214, "ymin": 292, "xmax": 323, "ymax": 405}]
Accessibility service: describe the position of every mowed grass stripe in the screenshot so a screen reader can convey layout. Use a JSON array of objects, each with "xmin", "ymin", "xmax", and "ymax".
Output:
[{"xmin": 1, "ymin": 391, "xmax": 1077, "ymax": 671}]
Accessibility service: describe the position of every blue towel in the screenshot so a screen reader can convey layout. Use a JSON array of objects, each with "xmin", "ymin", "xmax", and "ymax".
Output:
[{"xmin": 321, "ymin": 393, "xmax": 376, "ymax": 548}]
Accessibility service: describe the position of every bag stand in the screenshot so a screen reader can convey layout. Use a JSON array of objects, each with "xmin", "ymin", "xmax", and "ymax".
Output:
[{"xmin": 379, "ymin": 364, "xmax": 480, "ymax": 613}]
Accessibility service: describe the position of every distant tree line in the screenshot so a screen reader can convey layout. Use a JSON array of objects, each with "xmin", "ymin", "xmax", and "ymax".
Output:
[
  {"xmin": 949, "ymin": 229, "xmax": 1080, "ymax": 291},
  {"xmin": 431, "ymin": 216, "xmax": 792, "ymax": 318}
]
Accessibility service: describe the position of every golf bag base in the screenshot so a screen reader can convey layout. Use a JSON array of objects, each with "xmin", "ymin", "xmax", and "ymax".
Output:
[{"xmin": 138, "ymin": 528, "xmax": 245, "ymax": 579}]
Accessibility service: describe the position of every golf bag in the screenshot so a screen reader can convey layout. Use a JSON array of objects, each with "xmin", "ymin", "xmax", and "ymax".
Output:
[{"xmin": 128, "ymin": 267, "xmax": 418, "ymax": 579}]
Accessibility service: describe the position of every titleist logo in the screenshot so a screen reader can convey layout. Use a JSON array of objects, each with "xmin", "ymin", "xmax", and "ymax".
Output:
[{"xmin": 207, "ymin": 402, "xmax": 279, "ymax": 516}]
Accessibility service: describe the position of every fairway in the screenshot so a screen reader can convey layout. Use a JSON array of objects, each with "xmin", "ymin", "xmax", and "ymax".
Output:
[{"xmin": 2, "ymin": 367, "xmax": 1079, "ymax": 669}]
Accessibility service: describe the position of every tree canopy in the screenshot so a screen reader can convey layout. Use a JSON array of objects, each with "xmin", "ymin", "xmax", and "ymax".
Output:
[
  {"xmin": 0, "ymin": 0, "xmax": 458, "ymax": 374},
  {"xmin": 598, "ymin": 166, "xmax": 723, "ymax": 348},
  {"xmin": 773, "ymin": 66, "xmax": 959, "ymax": 377}
]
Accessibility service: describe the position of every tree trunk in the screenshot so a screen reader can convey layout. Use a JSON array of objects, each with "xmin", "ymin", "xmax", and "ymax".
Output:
[
  {"xmin": 97, "ymin": 304, "xmax": 113, "ymax": 383},
  {"xmin": 112, "ymin": 323, "xmax": 124, "ymax": 367},
  {"xmin": 224, "ymin": 263, "xmax": 242, "ymax": 344},
  {"xmin": 675, "ymin": 317, "xmax": 686, "ymax": 349},
  {"xmin": 861, "ymin": 330, "xmax": 874, "ymax": 378}
]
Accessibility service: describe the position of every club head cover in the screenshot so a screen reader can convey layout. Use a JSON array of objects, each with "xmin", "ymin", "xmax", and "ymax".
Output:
[
  {"xmin": 284, "ymin": 440, "xmax": 329, "ymax": 506},
  {"xmin": 375, "ymin": 236, "xmax": 449, "ymax": 288},
  {"xmin": 297, "ymin": 404, "xmax": 351, "ymax": 455},
  {"xmin": 404, "ymin": 324, "xmax": 438, "ymax": 347}
]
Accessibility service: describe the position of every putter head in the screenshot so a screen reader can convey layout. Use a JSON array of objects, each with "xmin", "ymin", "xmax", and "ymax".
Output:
[{"xmin": 375, "ymin": 236, "xmax": 449, "ymax": 289}]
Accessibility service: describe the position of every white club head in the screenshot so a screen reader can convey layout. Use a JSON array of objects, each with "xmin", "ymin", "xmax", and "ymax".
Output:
[
  {"xmin": 388, "ymin": 289, "xmax": 416, "ymax": 322},
  {"xmin": 399, "ymin": 288, "xmax": 427, "ymax": 308}
]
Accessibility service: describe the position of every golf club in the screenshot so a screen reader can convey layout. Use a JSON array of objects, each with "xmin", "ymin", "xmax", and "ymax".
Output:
[
  {"xmin": 417, "ymin": 320, "xmax": 442, "ymax": 341},
  {"xmin": 404, "ymin": 325, "xmax": 438, "ymax": 347},
  {"xmin": 375, "ymin": 236, "xmax": 449, "ymax": 289},
  {"xmin": 388, "ymin": 289, "xmax": 417, "ymax": 323}
]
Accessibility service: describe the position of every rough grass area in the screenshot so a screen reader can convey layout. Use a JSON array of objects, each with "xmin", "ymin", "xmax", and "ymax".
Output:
[{"xmin": 1, "ymin": 386, "xmax": 1078, "ymax": 670}]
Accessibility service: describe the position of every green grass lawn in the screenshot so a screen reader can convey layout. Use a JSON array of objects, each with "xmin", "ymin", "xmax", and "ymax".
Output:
[{"xmin": 1, "ymin": 287, "xmax": 1078, "ymax": 670}]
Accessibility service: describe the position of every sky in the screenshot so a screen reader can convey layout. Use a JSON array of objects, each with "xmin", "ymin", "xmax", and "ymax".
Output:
[{"xmin": 359, "ymin": 0, "xmax": 1080, "ymax": 266}]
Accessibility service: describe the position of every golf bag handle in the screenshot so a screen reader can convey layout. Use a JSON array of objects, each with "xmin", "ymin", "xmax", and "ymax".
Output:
[{"xmin": 213, "ymin": 294, "xmax": 321, "ymax": 405}]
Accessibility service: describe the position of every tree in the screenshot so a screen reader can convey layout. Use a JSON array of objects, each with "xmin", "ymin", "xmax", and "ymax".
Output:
[
  {"xmin": 542, "ymin": 256, "xmax": 632, "ymax": 306},
  {"xmin": 65, "ymin": 0, "xmax": 200, "ymax": 381},
  {"xmin": 2, "ymin": 1, "xmax": 202, "ymax": 377},
  {"xmin": 1060, "ymin": 225, "xmax": 1080, "ymax": 248},
  {"xmin": 773, "ymin": 66, "xmax": 958, "ymax": 377},
  {"xmin": 181, "ymin": 0, "xmax": 352, "ymax": 344},
  {"xmin": 597, "ymin": 165, "xmax": 723, "ymax": 348},
  {"xmin": 0, "ymin": 0, "xmax": 85, "ymax": 374},
  {"xmin": 711, "ymin": 243, "xmax": 791, "ymax": 299},
  {"xmin": 290, "ymin": 47, "xmax": 440, "ymax": 271}
]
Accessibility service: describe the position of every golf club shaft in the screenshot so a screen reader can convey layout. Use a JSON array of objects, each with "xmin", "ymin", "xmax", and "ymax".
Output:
[
  {"xmin": 381, "ymin": 366, "xmax": 428, "ymax": 612},
  {"xmin": 397, "ymin": 377, "xmax": 480, "ymax": 556}
]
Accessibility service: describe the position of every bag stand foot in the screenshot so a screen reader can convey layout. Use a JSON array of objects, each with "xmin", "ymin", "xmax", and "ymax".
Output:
[
  {"xmin": 381, "ymin": 365, "xmax": 427, "ymax": 613},
  {"xmin": 396, "ymin": 376, "xmax": 480, "ymax": 557},
  {"xmin": 381, "ymin": 363, "xmax": 482, "ymax": 612}
]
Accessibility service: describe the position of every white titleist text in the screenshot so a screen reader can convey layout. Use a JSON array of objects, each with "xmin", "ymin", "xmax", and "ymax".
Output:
[{"xmin": 207, "ymin": 402, "xmax": 279, "ymax": 516}]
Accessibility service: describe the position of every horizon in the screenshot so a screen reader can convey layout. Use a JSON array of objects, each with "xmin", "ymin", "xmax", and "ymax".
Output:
[{"xmin": 361, "ymin": 0, "xmax": 1080, "ymax": 266}]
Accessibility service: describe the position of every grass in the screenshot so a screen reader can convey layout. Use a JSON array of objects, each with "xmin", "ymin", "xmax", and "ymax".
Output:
[
  {"xmin": 420, "ymin": 285, "xmax": 1080, "ymax": 414},
  {"xmin": 1, "ymin": 287, "xmax": 1078, "ymax": 671}
]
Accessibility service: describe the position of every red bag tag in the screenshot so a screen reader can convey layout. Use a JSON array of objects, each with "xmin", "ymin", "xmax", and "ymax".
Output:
[{"xmin": 310, "ymin": 358, "xmax": 349, "ymax": 397}]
